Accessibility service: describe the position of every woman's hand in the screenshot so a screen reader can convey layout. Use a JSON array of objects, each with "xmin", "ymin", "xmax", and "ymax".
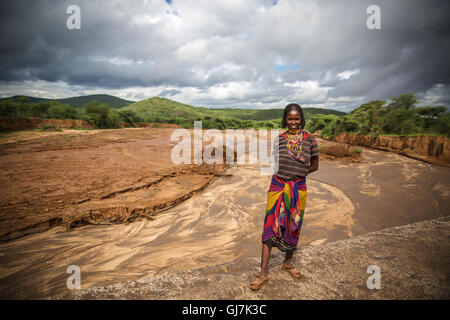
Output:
[{"xmin": 308, "ymin": 155, "xmax": 319, "ymax": 173}]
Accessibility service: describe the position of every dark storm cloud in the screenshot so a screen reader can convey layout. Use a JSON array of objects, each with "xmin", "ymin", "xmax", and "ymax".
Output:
[
  {"xmin": 326, "ymin": 0, "xmax": 450, "ymax": 103},
  {"xmin": 159, "ymin": 89, "xmax": 181, "ymax": 97},
  {"xmin": 0, "ymin": 0, "xmax": 449, "ymax": 110},
  {"xmin": 0, "ymin": 0, "xmax": 193, "ymax": 86}
]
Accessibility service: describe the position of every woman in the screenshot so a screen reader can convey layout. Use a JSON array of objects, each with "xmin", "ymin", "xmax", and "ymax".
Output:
[{"xmin": 250, "ymin": 103, "xmax": 319, "ymax": 290}]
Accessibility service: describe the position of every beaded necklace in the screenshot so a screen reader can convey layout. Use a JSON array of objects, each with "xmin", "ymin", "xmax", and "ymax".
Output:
[{"xmin": 285, "ymin": 128, "xmax": 304, "ymax": 161}]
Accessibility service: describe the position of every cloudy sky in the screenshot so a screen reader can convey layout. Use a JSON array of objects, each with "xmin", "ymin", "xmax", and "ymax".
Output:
[{"xmin": 0, "ymin": 0, "xmax": 449, "ymax": 112}]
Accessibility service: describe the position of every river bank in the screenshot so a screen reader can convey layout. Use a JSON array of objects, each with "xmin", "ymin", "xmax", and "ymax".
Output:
[{"xmin": 327, "ymin": 132, "xmax": 450, "ymax": 167}]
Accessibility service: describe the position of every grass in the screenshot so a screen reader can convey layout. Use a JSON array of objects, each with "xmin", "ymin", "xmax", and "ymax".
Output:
[
  {"xmin": 344, "ymin": 132, "xmax": 447, "ymax": 138},
  {"xmin": 376, "ymin": 132, "xmax": 448, "ymax": 137},
  {"xmin": 38, "ymin": 125, "xmax": 63, "ymax": 132},
  {"xmin": 0, "ymin": 133, "xmax": 14, "ymax": 139}
]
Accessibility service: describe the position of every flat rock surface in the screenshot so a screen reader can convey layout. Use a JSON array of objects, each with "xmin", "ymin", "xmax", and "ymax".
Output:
[{"xmin": 56, "ymin": 216, "xmax": 450, "ymax": 300}]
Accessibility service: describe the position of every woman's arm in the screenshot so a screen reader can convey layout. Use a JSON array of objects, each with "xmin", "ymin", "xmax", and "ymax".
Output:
[{"xmin": 308, "ymin": 155, "xmax": 319, "ymax": 173}]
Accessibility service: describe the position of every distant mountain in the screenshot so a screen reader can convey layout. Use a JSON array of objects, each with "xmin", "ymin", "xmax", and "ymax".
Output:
[
  {"xmin": 205, "ymin": 106, "xmax": 347, "ymax": 120},
  {"xmin": 123, "ymin": 96, "xmax": 208, "ymax": 122},
  {"xmin": 0, "ymin": 94, "xmax": 134, "ymax": 108},
  {"xmin": 124, "ymin": 96, "xmax": 347, "ymax": 122}
]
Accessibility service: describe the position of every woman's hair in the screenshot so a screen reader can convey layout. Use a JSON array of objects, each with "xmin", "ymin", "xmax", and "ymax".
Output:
[{"xmin": 281, "ymin": 103, "xmax": 305, "ymax": 129}]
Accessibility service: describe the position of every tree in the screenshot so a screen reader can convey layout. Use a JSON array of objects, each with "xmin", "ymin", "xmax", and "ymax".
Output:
[
  {"xmin": 47, "ymin": 103, "xmax": 78, "ymax": 119},
  {"xmin": 434, "ymin": 113, "xmax": 450, "ymax": 137},
  {"xmin": 414, "ymin": 106, "xmax": 447, "ymax": 129},
  {"xmin": 27, "ymin": 101, "xmax": 51, "ymax": 118},
  {"xmin": 381, "ymin": 109, "xmax": 424, "ymax": 135},
  {"xmin": 0, "ymin": 99, "xmax": 19, "ymax": 118},
  {"xmin": 341, "ymin": 118, "xmax": 360, "ymax": 132},
  {"xmin": 14, "ymin": 97, "xmax": 30, "ymax": 118},
  {"xmin": 107, "ymin": 110, "xmax": 122, "ymax": 128},
  {"xmin": 84, "ymin": 100, "xmax": 110, "ymax": 128},
  {"xmin": 305, "ymin": 114, "xmax": 327, "ymax": 132},
  {"xmin": 386, "ymin": 93, "xmax": 418, "ymax": 111},
  {"xmin": 350, "ymin": 100, "xmax": 385, "ymax": 127},
  {"xmin": 119, "ymin": 110, "xmax": 141, "ymax": 127}
]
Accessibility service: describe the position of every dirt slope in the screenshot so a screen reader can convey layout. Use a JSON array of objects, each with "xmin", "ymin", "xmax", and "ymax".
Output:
[{"xmin": 331, "ymin": 133, "xmax": 450, "ymax": 167}]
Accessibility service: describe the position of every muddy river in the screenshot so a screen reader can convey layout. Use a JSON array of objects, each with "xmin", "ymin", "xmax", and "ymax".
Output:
[{"xmin": 0, "ymin": 130, "xmax": 449, "ymax": 299}]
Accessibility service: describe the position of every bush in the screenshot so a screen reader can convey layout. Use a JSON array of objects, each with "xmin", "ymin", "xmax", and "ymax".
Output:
[
  {"xmin": 306, "ymin": 116, "xmax": 326, "ymax": 132},
  {"xmin": 435, "ymin": 113, "xmax": 450, "ymax": 137},
  {"xmin": 119, "ymin": 110, "xmax": 141, "ymax": 127},
  {"xmin": 47, "ymin": 103, "xmax": 78, "ymax": 119},
  {"xmin": 28, "ymin": 102, "xmax": 51, "ymax": 118},
  {"xmin": 400, "ymin": 118, "xmax": 417, "ymax": 135},
  {"xmin": 107, "ymin": 110, "xmax": 122, "ymax": 128},
  {"xmin": 341, "ymin": 118, "xmax": 359, "ymax": 132},
  {"xmin": 415, "ymin": 106, "xmax": 447, "ymax": 129},
  {"xmin": 39, "ymin": 125, "xmax": 63, "ymax": 132},
  {"xmin": 0, "ymin": 99, "xmax": 19, "ymax": 118},
  {"xmin": 359, "ymin": 121, "xmax": 370, "ymax": 134},
  {"xmin": 85, "ymin": 100, "xmax": 110, "ymax": 128}
]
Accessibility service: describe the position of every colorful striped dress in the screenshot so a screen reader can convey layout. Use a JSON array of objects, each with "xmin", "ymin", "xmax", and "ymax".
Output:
[{"xmin": 262, "ymin": 129, "xmax": 319, "ymax": 251}]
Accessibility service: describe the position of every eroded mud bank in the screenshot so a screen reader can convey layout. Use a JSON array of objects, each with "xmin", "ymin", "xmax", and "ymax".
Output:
[{"xmin": 330, "ymin": 133, "xmax": 450, "ymax": 167}]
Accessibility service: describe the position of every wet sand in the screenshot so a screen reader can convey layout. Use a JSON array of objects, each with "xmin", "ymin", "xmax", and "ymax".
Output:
[
  {"xmin": 0, "ymin": 131, "xmax": 449, "ymax": 299},
  {"xmin": 61, "ymin": 216, "xmax": 450, "ymax": 300}
]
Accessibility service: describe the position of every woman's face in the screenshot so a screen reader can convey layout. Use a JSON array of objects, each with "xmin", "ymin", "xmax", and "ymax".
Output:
[{"xmin": 286, "ymin": 110, "xmax": 301, "ymax": 131}]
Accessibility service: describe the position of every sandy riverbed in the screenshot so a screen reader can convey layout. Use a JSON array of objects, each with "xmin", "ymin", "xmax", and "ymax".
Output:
[{"xmin": 0, "ymin": 128, "xmax": 449, "ymax": 299}]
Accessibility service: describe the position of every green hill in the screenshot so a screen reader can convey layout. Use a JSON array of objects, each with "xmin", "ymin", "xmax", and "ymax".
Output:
[
  {"xmin": 205, "ymin": 106, "xmax": 346, "ymax": 120},
  {"xmin": 0, "ymin": 94, "xmax": 348, "ymax": 131},
  {"xmin": 122, "ymin": 96, "xmax": 346, "ymax": 129},
  {"xmin": 123, "ymin": 96, "xmax": 206, "ymax": 121},
  {"xmin": 0, "ymin": 94, "xmax": 134, "ymax": 108}
]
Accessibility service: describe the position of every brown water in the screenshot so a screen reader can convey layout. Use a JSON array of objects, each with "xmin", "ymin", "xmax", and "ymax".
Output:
[{"xmin": 0, "ymin": 142, "xmax": 449, "ymax": 299}]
